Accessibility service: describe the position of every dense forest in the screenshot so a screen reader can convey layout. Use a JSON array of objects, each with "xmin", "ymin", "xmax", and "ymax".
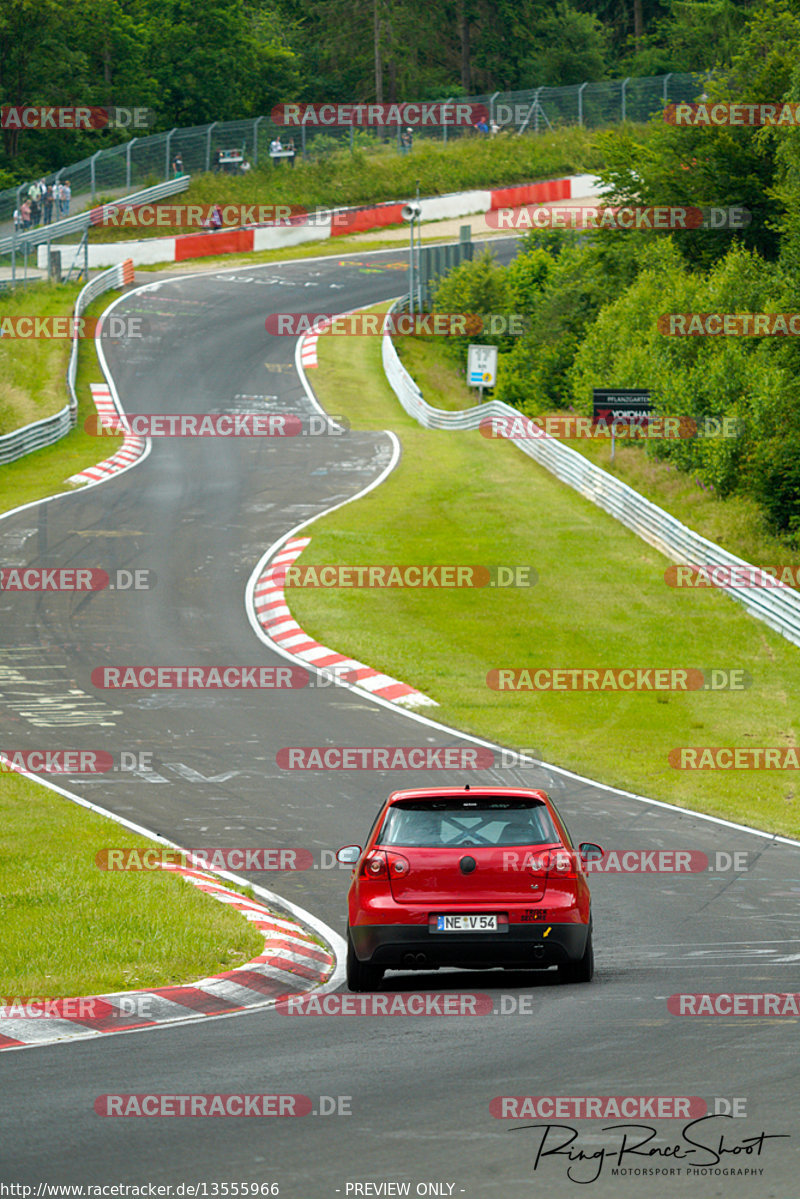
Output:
[
  {"xmin": 0, "ymin": 0, "xmax": 758, "ymax": 181},
  {"xmin": 3, "ymin": 0, "xmax": 800, "ymax": 539},
  {"xmin": 429, "ymin": 0, "xmax": 800, "ymax": 541}
]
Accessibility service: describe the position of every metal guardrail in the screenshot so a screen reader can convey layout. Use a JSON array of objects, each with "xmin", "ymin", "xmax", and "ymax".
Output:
[
  {"xmin": 0, "ymin": 71, "xmax": 705, "ymax": 226},
  {"xmin": 0, "ymin": 175, "xmax": 190, "ymax": 258},
  {"xmin": 381, "ymin": 301, "xmax": 800, "ymax": 650},
  {"xmin": 0, "ymin": 260, "xmax": 132, "ymax": 466}
]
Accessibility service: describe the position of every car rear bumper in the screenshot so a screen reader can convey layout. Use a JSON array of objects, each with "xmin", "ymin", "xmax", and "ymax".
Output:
[{"xmin": 350, "ymin": 921, "xmax": 590, "ymax": 969}]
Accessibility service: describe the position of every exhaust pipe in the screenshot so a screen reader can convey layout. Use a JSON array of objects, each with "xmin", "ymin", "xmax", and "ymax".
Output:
[
  {"xmin": 402, "ymin": 953, "xmax": 429, "ymax": 969},
  {"xmin": 533, "ymin": 944, "xmax": 545, "ymax": 959}
]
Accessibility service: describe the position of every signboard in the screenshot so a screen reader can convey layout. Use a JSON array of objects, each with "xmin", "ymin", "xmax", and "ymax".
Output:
[
  {"xmin": 592, "ymin": 388, "xmax": 652, "ymax": 429},
  {"xmin": 468, "ymin": 344, "xmax": 498, "ymax": 389}
]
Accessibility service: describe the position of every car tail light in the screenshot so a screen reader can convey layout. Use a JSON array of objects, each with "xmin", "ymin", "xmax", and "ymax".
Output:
[
  {"xmin": 361, "ymin": 850, "xmax": 388, "ymax": 879},
  {"xmin": 547, "ymin": 849, "xmax": 580, "ymax": 880},
  {"xmin": 360, "ymin": 850, "xmax": 410, "ymax": 880}
]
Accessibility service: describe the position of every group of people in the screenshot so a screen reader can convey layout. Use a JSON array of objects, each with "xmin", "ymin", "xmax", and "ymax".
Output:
[
  {"xmin": 13, "ymin": 179, "xmax": 71, "ymax": 231},
  {"xmin": 268, "ymin": 136, "xmax": 296, "ymax": 166}
]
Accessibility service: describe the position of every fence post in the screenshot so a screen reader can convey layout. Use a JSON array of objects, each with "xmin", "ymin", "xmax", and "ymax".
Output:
[
  {"xmin": 253, "ymin": 116, "xmax": 264, "ymax": 167},
  {"xmin": 90, "ymin": 150, "xmax": 102, "ymax": 202},
  {"xmin": 125, "ymin": 138, "xmax": 137, "ymax": 189},
  {"xmin": 442, "ymin": 97, "xmax": 452, "ymax": 144},
  {"xmin": 165, "ymin": 128, "xmax": 177, "ymax": 180},
  {"xmin": 663, "ymin": 72, "xmax": 673, "ymax": 105},
  {"xmin": 621, "ymin": 77, "xmax": 630, "ymax": 123},
  {"xmin": 489, "ymin": 91, "xmax": 499, "ymax": 127},
  {"xmin": 206, "ymin": 122, "xmax": 218, "ymax": 173},
  {"xmin": 578, "ymin": 81, "xmax": 588, "ymax": 127}
]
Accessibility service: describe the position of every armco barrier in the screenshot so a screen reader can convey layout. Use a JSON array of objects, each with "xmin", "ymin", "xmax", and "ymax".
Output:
[
  {"xmin": 50, "ymin": 175, "xmax": 602, "ymax": 271},
  {"xmin": 3, "ymin": 175, "xmax": 190, "ymax": 260},
  {"xmin": 381, "ymin": 301, "xmax": 800, "ymax": 649},
  {"xmin": 0, "ymin": 259, "xmax": 134, "ymax": 467}
]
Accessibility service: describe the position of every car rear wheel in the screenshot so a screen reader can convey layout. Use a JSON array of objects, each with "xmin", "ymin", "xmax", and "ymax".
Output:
[
  {"xmin": 558, "ymin": 928, "xmax": 593, "ymax": 984},
  {"xmin": 346, "ymin": 930, "xmax": 384, "ymax": 992}
]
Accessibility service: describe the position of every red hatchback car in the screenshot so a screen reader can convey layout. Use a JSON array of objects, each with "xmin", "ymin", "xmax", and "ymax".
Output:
[{"xmin": 337, "ymin": 785, "xmax": 602, "ymax": 991}]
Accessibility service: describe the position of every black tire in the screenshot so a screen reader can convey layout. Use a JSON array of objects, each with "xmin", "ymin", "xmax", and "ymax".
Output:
[
  {"xmin": 346, "ymin": 930, "xmax": 384, "ymax": 992},
  {"xmin": 558, "ymin": 928, "xmax": 594, "ymax": 984}
]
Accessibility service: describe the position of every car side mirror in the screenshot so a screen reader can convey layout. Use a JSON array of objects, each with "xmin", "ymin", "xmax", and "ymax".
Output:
[
  {"xmin": 579, "ymin": 842, "xmax": 604, "ymax": 862},
  {"xmin": 336, "ymin": 845, "xmax": 362, "ymax": 864}
]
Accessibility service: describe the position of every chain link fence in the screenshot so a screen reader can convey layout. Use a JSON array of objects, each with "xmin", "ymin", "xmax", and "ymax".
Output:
[{"xmin": 0, "ymin": 72, "xmax": 704, "ymax": 227}]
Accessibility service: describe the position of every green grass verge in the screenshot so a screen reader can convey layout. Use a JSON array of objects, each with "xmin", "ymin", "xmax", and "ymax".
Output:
[
  {"xmin": 288, "ymin": 309, "xmax": 800, "ymax": 838},
  {"xmin": 89, "ymin": 126, "xmax": 613, "ymax": 242},
  {"xmin": 0, "ymin": 285, "xmax": 125, "ymax": 508},
  {"xmin": 394, "ymin": 333, "xmax": 800, "ymax": 576},
  {"xmin": 0, "ymin": 772, "xmax": 264, "ymax": 997},
  {"xmin": 0, "ymin": 282, "xmax": 82, "ymax": 433}
]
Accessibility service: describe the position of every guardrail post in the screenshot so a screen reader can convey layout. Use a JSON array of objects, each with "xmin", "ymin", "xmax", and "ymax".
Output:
[
  {"xmin": 253, "ymin": 116, "xmax": 264, "ymax": 167},
  {"xmin": 125, "ymin": 138, "xmax": 138, "ymax": 189},
  {"xmin": 621, "ymin": 77, "xmax": 631, "ymax": 123},
  {"xmin": 578, "ymin": 81, "xmax": 588, "ymax": 127},
  {"xmin": 206, "ymin": 122, "xmax": 218, "ymax": 173}
]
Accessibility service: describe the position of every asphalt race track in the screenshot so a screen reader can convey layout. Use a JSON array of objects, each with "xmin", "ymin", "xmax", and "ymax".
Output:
[{"xmin": 1, "ymin": 242, "xmax": 799, "ymax": 1197}]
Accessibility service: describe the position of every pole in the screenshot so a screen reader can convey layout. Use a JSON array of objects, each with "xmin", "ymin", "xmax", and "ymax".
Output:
[
  {"xmin": 410, "ymin": 218, "xmax": 417, "ymax": 316},
  {"xmin": 415, "ymin": 180, "xmax": 422, "ymax": 312}
]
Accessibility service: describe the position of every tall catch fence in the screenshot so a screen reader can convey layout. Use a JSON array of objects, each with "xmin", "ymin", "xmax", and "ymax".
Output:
[{"xmin": 0, "ymin": 72, "xmax": 704, "ymax": 226}]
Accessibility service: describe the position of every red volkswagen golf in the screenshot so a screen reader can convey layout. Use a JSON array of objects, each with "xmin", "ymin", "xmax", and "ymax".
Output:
[{"xmin": 337, "ymin": 786, "xmax": 602, "ymax": 991}]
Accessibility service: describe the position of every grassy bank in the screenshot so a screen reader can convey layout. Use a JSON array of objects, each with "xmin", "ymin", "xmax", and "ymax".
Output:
[
  {"xmin": 0, "ymin": 285, "xmax": 126, "ymax": 507},
  {"xmin": 0, "ymin": 772, "xmax": 263, "ymax": 997},
  {"xmin": 0, "ymin": 282, "xmax": 82, "ymax": 434},
  {"xmin": 394, "ymin": 336, "xmax": 800, "ymax": 571},
  {"xmin": 287, "ymin": 308, "xmax": 799, "ymax": 837},
  {"xmin": 89, "ymin": 125, "xmax": 614, "ymax": 242}
]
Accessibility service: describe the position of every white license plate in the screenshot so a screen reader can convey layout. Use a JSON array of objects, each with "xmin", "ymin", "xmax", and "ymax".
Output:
[{"xmin": 434, "ymin": 914, "xmax": 498, "ymax": 932}]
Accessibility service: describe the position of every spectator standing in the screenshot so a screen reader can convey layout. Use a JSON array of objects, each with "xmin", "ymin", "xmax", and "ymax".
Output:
[
  {"xmin": 400, "ymin": 127, "xmax": 413, "ymax": 154},
  {"xmin": 12, "ymin": 206, "xmax": 22, "ymax": 231},
  {"xmin": 60, "ymin": 180, "xmax": 71, "ymax": 217},
  {"xmin": 172, "ymin": 151, "xmax": 183, "ymax": 176},
  {"xmin": 286, "ymin": 137, "xmax": 296, "ymax": 167},
  {"xmin": 43, "ymin": 184, "xmax": 54, "ymax": 224},
  {"xmin": 20, "ymin": 198, "xmax": 31, "ymax": 229},
  {"xmin": 269, "ymin": 135, "xmax": 283, "ymax": 164},
  {"xmin": 28, "ymin": 179, "xmax": 42, "ymax": 226},
  {"xmin": 28, "ymin": 184, "xmax": 42, "ymax": 227}
]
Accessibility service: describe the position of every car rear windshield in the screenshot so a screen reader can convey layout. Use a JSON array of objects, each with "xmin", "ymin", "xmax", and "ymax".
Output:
[{"xmin": 378, "ymin": 799, "xmax": 559, "ymax": 848}]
